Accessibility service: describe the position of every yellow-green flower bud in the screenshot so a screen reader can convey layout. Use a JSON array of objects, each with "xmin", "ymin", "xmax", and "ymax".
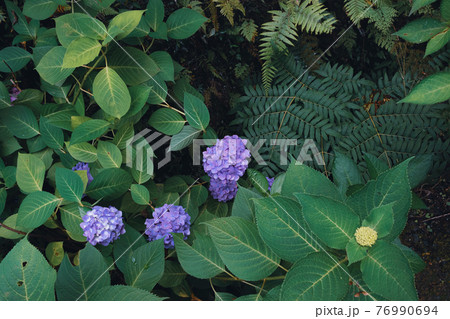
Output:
[{"xmin": 354, "ymin": 227, "xmax": 378, "ymax": 247}]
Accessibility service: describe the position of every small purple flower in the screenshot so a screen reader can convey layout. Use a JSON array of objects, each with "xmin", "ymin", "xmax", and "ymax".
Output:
[
  {"xmin": 209, "ymin": 178, "xmax": 238, "ymax": 202},
  {"xmin": 144, "ymin": 204, "xmax": 191, "ymax": 249},
  {"xmin": 202, "ymin": 135, "xmax": 251, "ymax": 182},
  {"xmin": 10, "ymin": 87, "xmax": 20, "ymax": 102},
  {"xmin": 80, "ymin": 206, "xmax": 126, "ymax": 246},
  {"xmin": 266, "ymin": 177, "xmax": 275, "ymax": 191},
  {"xmin": 72, "ymin": 162, "xmax": 93, "ymax": 185}
]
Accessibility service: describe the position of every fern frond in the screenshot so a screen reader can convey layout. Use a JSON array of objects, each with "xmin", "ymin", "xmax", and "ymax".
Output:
[
  {"xmin": 239, "ymin": 19, "xmax": 258, "ymax": 42},
  {"xmin": 292, "ymin": 0, "xmax": 336, "ymax": 34},
  {"xmin": 213, "ymin": 0, "xmax": 245, "ymax": 26}
]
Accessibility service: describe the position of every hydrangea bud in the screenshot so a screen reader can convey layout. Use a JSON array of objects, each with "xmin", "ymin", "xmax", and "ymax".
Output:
[
  {"xmin": 354, "ymin": 226, "xmax": 378, "ymax": 247},
  {"xmin": 266, "ymin": 177, "xmax": 275, "ymax": 191},
  {"xmin": 144, "ymin": 204, "xmax": 191, "ymax": 249},
  {"xmin": 209, "ymin": 178, "xmax": 238, "ymax": 202},
  {"xmin": 72, "ymin": 162, "xmax": 94, "ymax": 185},
  {"xmin": 80, "ymin": 206, "xmax": 126, "ymax": 246}
]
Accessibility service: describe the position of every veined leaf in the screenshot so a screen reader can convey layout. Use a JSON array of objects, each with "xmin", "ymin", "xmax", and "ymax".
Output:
[
  {"xmin": 148, "ymin": 108, "xmax": 185, "ymax": 135},
  {"xmin": 70, "ymin": 119, "xmax": 110, "ymax": 144},
  {"xmin": 60, "ymin": 204, "xmax": 87, "ymax": 242},
  {"xmin": 97, "ymin": 141, "xmax": 122, "ymax": 168},
  {"xmin": 399, "ymin": 71, "xmax": 450, "ymax": 105},
  {"xmin": 0, "ymin": 214, "xmax": 32, "ymax": 239},
  {"xmin": 394, "ymin": 18, "xmax": 446, "ymax": 44},
  {"xmin": 62, "ymin": 37, "xmax": 101, "ymax": 68},
  {"xmin": 90, "ymin": 285, "xmax": 165, "ymax": 301},
  {"xmin": 108, "ymin": 10, "xmax": 145, "ymax": 40},
  {"xmin": 85, "ymin": 168, "xmax": 132, "ymax": 200},
  {"xmin": 16, "ymin": 153, "xmax": 45, "ymax": 193},
  {"xmin": 55, "ymin": 167, "xmax": 84, "ymax": 204},
  {"xmin": 39, "ymin": 116, "xmax": 64, "ymax": 150},
  {"xmin": 130, "ymin": 184, "xmax": 150, "ymax": 205},
  {"xmin": 23, "ymin": 0, "xmax": 59, "ymax": 20},
  {"xmin": 169, "ymin": 125, "xmax": 202, "ymax": 151},
  {"xmin": 67, "ymin": 142, "xmax": 98, "ymax": 163},
  {"xmin": 17, "ymin": 191, "xmax": 60, "ymax": 229},
  {"xmin": 145, "ymin": 0, "xmax": 164, "ymax": 31},
  {"xmin": 184, "ymin": 92, "xmax": 210, "ymax": 131},
  {"xmin": 36, "ymin": 46, "xmax": 75, "ymax": 85},
  {"xmin": 55, "ymin": 13, "xmax": 107, "ymax": 47},
  {"xmin": 0, "ymin": 46, "xmax": 32, "ymax": 72},
  {"xmin": 166, "ymin": 8, "xmax": 208, "ymax": 40},
  {"xmin": 2, "ymin": 105, "xmax": 39, "ymax": 139}
]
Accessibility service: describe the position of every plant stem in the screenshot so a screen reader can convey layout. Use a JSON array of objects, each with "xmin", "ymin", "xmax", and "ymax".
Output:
[
  {"xmin": 70, "ymin": 54, "xmax": 105, "ymax": 104},
  {"xmin": 0, "ymin": 222, "xmax": 27, "ymax": 235}
]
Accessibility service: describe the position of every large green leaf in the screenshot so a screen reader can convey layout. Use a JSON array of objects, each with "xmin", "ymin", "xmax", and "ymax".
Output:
[
  {"xmin": 362, "ymin": 204, "xmax": 394, "ymax": 238},
  {"xmin": 173, "ymin": 232, "xmax": 225, "ymax": 279},
  {"xmin": 169, "ymin": 125, "xmax": 202, "ymax": 151},
  {"xmin": 424, "ymin": 27, "xmax": 450, "ymax": 57},
  {"xmin": 127, "ymin": 85, "xmax": 151, "ymax": 116},
  {"xmin": 97, "ymin": 141, "xmax": 122, "ymax": 168},
  {"xmin": 150, "ymin": 51, "xmax": 174, "ymax": 82},
  {"xmin": 55, "ymin": 167, "xmax": 84, "ymax": 204},
  {"xmin": 394, "ymin": 18, "xmax": 446, "ymax": 43},
  {"xmin": 55, "ymin": 245, "xmax": 110, "ymax": 301},
  {"xmin": 410, "ymin": 0, "xmax": 438, "ymax": 14},
  {"xmin": 294, "ymin": 194, "xmax": 359, "ymax": 250},
  {"xmin": 0, "ymin": 237, "xmax": 56, "ymax": 300},
  {"xmin": 361, "ymin": 241, "xmax": 418, "ymax": 301},
  {"xmin": 130, "ymin": 184, "xmax": 150, "ymax": 205},
  {"xmin": 204, "ymin": 217, "xmax": 280, "ymax": 281},
  {"xmin": 112, "ymin": 122, "xmax": 134, "ymax": 149},
  {"xmin": 148, "ymin": 108, "xmax": 185, "ymax": 136},
  {"xmin": 67, "ymin": 142, "xmax": 98, "ymax": 163},
  {"xmin": 39, "ymin": 116, "xmax": 64, "ymax": 150},
  {"xmin": 332, "ymin": 152, "xmax": 363, "ymax": 195},
  {"xmin": 399, "ymin": 71, "xmax": 450, "ymax": 105},
  {"xmin": 23, "ymin": 0, "xmax": 58, "ymax": 20},
  {"xmin": 145, "ymin": 0, "xmax": 164, "ymax": 31},
  {"xmin": 90, "ymin": 285, "xmax": 165, "ymax": 301},
  {"xmin": 108, "ymin": 47, "xmax": 160, "ymax": 86},
  {"xmin": 281, "ymin": 253, "xmax": 349, "ymax": 301},
  {"xmin": 113, "ymin": 225, "xmax": 147, "ymax": 272},
  {"xmin": 92, "ymin": 67, "xmax": 131, "ymax": 119},
  {"xmin": 2, "ymin": 105, "xmax": 39, "ymax": 139},
  {"xmin": 85, "ymin": 168, "xmax": 133, "ymax": 200},
  {"xmin": 16, "ymin": 153, "xmax": 45, "ymax": 193},
  {"xmin": 254, "ymin": 196, "xmax": 321, "ymax": 263},
  {"xmin": 184, "ymin": 92, "xmax": 210, "ymax": 131},
  {"xmin": 281, "ymin": 161, "xmax": 342, "ymax": 201},
  {"xmin": 108, "ymin": 10, "xmax": 145, "ymax": 40},
  {"xmin": 442, "ymin": 0, "xmax": 450, "ymax": 21},
  {"xmin": 17, "ymin": 191, "xmax": 60, "ymax": 229},
  {"xmin": 166, "ymin": 8, "xmax": 208, "ymax": 40},
  {"xmin": 55, "ymin": 13, "xmax": 107, "ymax": 47},
  {"xmin": 62, "ymin": 37, "xmax": 101, "ymax": 68},
  {"xmin": 0, "ymin": 46, "xmax": 32, "ymax": 72},
  {"xmin": 346, "ymin": 159, "xmax": 412, "ymax": 240},
  {"xmin": 231, "ymin": 186, "xmax": 261, "ymax": 221},
  {"xmin": 36, "ymin": 46, "xmax": 75, "ymax": 85},
  {"xmin": 60, "ymin": 204, "xmax": 86, "ymax": 242},
  {"xmin": 122, "ymin": 240, "xmax": 164, "ymax": 292},
  {"xmin": 70, "ymin": 119, "xmax": 110, "ymax": 144}
]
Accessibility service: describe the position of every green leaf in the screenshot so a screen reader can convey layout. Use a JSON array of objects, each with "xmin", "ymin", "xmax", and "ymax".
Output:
[
  {"xmin": 36, "ymin": 46, "xmax": 75, "ymax": 85},
  {"xmin": 23, "ymin": 0, "xmax": 59, "ymax": 20},
  {"xmin": 408, "ymin": 154, "xmax": 432, "ymax": 189},
  {"xmin": 90, "ymin": 285, "xmax": 165, "ymax": 301},
  {"xmin": 108, "ymin": 10, "xmax": 145, "ymax": 40},
  {"xmin": 184, "ymin": 92, "xmax": 210, "ymax": 131},
  {"xmin": 60, "ymin": 204, "xmax": 86, "ymax": 242},
  {"xmin": 1, "ymin": 166, "xmax": 16, "ymax": 188},
  {"xmin": 2, "ymin": 105, "xmax": 39, "ymax": 139},
  {"xmin": 281, "ymin": 162, "xmax": 342, "ymax": 201},
  {"xmin": 113, "ymin": 225, "xmax": 147, "ymax": 272},
  {"xmin": 346, "ymin": 159, "xmax": 412, "ymax": 241},
  {"xmin": 146, "ymin": 0, "xmax": 164, "ymax": 31},
  {"xmin": 67, "ymin": 142, "xmax": 98, "ymax": 163},
  {"xmin": 158, "ymin": 260, "xmax": 186, "ymax": 288},
  {"xmin": 55, "ymin": 167, "xmax": 84, "ymax": 204},
  {"xmin": 55, "ymin": 13, "xmax": 107, "ymax": 47},
  {"xmin": 294, "ymin": 194, "xmax": 359, "ymax": 250},
  {"xmin": 112, "ymin": 122, "xmax": 134, "ymax": 149},
  {"xmin": 148, "ymin": 108, "xmax": 185, "ymax": 135},
  {"xmin": 130, "ymin": 184, "xmax": 150, "ymax": 205},
  {"xmin": 0, "ymin": 46, "xmax": 32, "ymax": 72},
  {"xmin": 442, "ymin": 0, "xmax": 450, "ymax": 21},
  {"xmin": 280, "ymin": 253, "xmax": 349, "ymax": 301},
  {"xmin": 394, "ymin": 18, "xmax": 446, "ymax": 43},
  {"xmin": 174, "ymin": 232, "xmax": 225, "ymax": 279},
  {"xmin": 361, "ymin": 241, "xmax": 418, "ymax": 300},
  {"xmin": 146, "ymin": 74, "xmax": 167, "ymax": 104},
  {"xmin": 332, "ymin": 152, "xmax": 363, "ymax": 195},
  {"xmin": 166, "ymin": 8, "xmax": 208, "ymax": 40},
  {"xmin": 231, "ymin": 186, "xmax": 261, "ymax": 221},
  {"xmin": 39, "ymin": 116, "xmax": 64, "ymax": 150},
  {"xmin": 17, "ymin": 191, "xmax": 60, "ymax": 229},
  {"xmin": 0, "ymin": 237, "xmax": 56, "ymax": 300},
  {"xmin": 85, "ymin": 168, "xmax": 133, "ymax": 200},
  {"xmin": 70, "ymin": 119, "xmax": 110, "ymax": 144},
  {"xmin": 14, "ymin": 89, "xmax": 43, "ymax": 105},
  {"xmin": 0, "ymin": 187, "xmax": 5, "ymax": 217},
  {"xmin": 399, "ymin": 71, "xmax": 450, "ymax": 105},
  {"xmin": 127, "ymin": 85, "xmax": 151, "ymax": 117},
  {"xmin": 45, "ymin": 241, "xmax": 64, "ymax": 266},
  {"xmin": 346, "ymin": 238, "xmax": 368, "ymax": 265},
  {"xmin": 169, "ymin": 125, "xmax": 202, "ymax": 151},
  {"xmin": 204, "ymin": 216, "xmax": 280, "ymax": 281},
  {"xmin": 93, "ymin": 67, "xmax": 131, "ymax": 119},
  {"xmin": 108, "ymin": 47, "xmax": 160, "ymax": 86},
  {"xmin": 16, "ymin": 153, "xmax": 45, "ymax": 193},
  {"xmin": 410, "ymin": 0, "xmax": 438, "ymax": 14},
  {"xmin": 122, "ymin": 240, "xmax": 164, "ymax": 292},
  {"xmin": 97, "ymin": 141, "xmax": 122, "ymax": 168},
  {"xmin": 362, "ymin": 204, "xmax": 394, "ymax": 238},
  {"xmin": 247, "ymin": 168, "xmax": 269, "ymax": 194},
  {"xmin": 62, "ymin": 37, "xmax": 101, "ymax": 68},
  {"xmin": 254, "ymin": 196, "xmax": 321, "ymax": 263},
  {"xmin": 0, "ymin": 214, "xmax": 32, "ymax": 239},
  {"xmin": 424, "ymin": 27, "xmax": 450, "ymax": 57},
  {"xmin": 55, "ymin": 245, "xmax": 110, "ymax": 301},
  {"xmin": 364, "ymin": 153, "xmax": 389, "ymax": 180},
  {"xmin": 393, "ymin": 239, "xmax": 426, "ymax": 274},
  {"xmin": 151, "ymin": 51, "xmax": 174, "ymax": 82}
]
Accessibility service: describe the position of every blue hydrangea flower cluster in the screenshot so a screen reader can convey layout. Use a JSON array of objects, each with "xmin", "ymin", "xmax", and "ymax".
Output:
[
  {"xmin": 203, "ymin": 135, "xmax": 251, "ymax": 202},
  {"xmin": 266, "ymin": 177, "xmax": 275, "ymax": 191},
  {"xmin": 144, "ymin": 204, "xmax": 191, "ymax": 249},
  {"xmin": 80, "ymin": 206, "xmax": 126, "ymax": 246},
  {"xmin": 72, "ymin": 162, "xmax": 94, "ymax": 185}
]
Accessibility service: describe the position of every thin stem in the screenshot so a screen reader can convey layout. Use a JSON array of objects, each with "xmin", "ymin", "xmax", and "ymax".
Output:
[
  {"xmin": 70, "ymin": 54, "xmax": 105, "ymax": 104},
  {"xmin": 214, "ymin": 275, "xmax": 285, "ymax": 281},
  {"xmin": 159, "ymin": 102, "xmax": 185, "ymax": 116},
  {"xmin": 0, "ymin": 222, "xmax": 27, "ymax": 235}
]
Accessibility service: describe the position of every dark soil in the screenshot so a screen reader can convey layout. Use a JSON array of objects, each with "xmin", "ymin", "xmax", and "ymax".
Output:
[{"xmin": 401, "ymin": 171, "xmax": 450, "ymax": 301}]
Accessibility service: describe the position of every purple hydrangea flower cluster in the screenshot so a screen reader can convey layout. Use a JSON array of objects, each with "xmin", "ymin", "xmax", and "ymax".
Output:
[
  {"xmin": 266, "ymin": 177, "xmax": 275, "ymax": 191},
  {"xmin": 144, "ymin": 204, "xmax": 191, "ymax": 249},
  {"xmin": 80, "ymin": 206, "xmax": 126, "ymax": 246},
  {"xmin": 10, "ymin": 87, "xmax": 20, "ymax": 102},
  {"xmin": 72, "ymin": 162, "xmax": 94, "ymax": 185},
  {"xmin": 203, "ymin": 135, "xmax": 251, "ymax": 202}
]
